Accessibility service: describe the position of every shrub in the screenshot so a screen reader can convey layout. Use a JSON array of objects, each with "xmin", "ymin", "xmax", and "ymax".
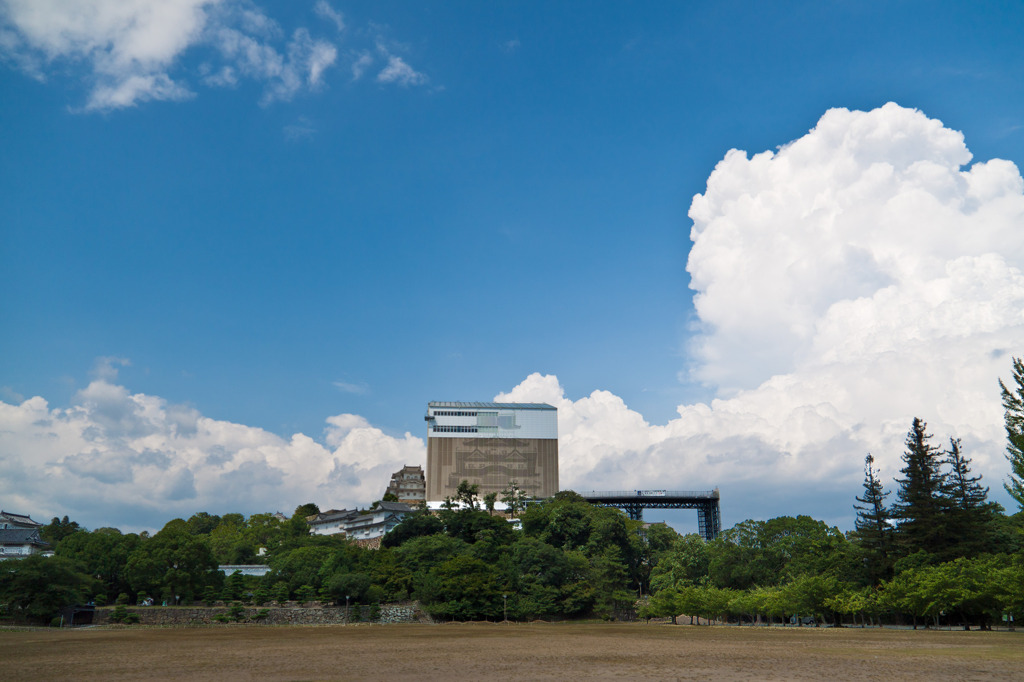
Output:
[
  {"xmin": 228, "ymin": 603, "xmax": 245, "ymax": 622},
  {"xmin": 109, "ymin": 604, "xmax": 138, "ymax": 624},
  {"xmin": 115, "ymin": 593, "xmax": 129, "ymax": 606}
]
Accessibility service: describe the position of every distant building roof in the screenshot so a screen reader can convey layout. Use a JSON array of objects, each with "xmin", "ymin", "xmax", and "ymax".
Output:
[
  {"xmin": 0, "ymin": 511, "xmax": 42, "ymax": 528},
  {"xmin": 376, "ymin": 502, "xmax": 415, "ymax": 512},
  {"xmin": 428, "ymin": 402, "xmax": 555, "ymax": 410},
  {"xmin": 308, "ymin": 509, "xmax": 359, "ymax": 524},
  {"xmin": 0, "ymin": 528, "xmax": 49, "ymax": 546}
]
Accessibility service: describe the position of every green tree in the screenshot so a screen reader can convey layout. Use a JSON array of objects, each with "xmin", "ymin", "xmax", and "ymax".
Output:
[
  {"xmin": 293, "ymin": 503, "xmax": 321, "ymax": 519},
  {"xmin": 185, "ymin": 512, "xmax": 221, "ymax": 536},
  {"xmin": 640, "ymin": 587, "xmax": 683, "ymax": 624},
  {"xmin": 266, "ymin": 545, "xmax": 335, "ymax": 596},
  {"xmin": 0, "ymin": 555, "xmax": 98, "ymax": 624},
  {"xmin": 852, "ymin": 454, "xmax": 893, "ymax": 582},
  {"xmin": 325, "ymin": 571, "xmax": 372, "ymax": 604},
  {"xmin": 394, "ymin": 534, "xmax": 470, "ymax": 577},
  {"xmin": 207, "ymin": 515, "xmax": 255, "ymax": 565},
  {"xmin": 500, "ymin": 481, "xmax": 530, "ymax": 518},
  {"xmin": 782, "ymin": 573, "xmax": 844, "ymax": 626},
  {"xmin": 943, "ymin": 437, "xmax": 1002, "ymax": 556},
  {"xmin": 243, "ymin": 513, "xmax": 290, "ymax": 556},
  {"xmin": 1000, "ymin": 356, "xmax": 1024, "ymax": 509},
  {"xmin": 41, "ymin": 515, "xmax": 81, "ymax": 545},
  {"xmin": 56, "ymin": 528, "xmax": 142, "ymax": 600},
  {"xmin": 650, "ymin": 533, "xmax": 709, "ymax": 592},
  {"xmin": 380, "ymin": 511, "xmax": 444, "ymax": 549},
  {"xmin": 427, "ymin": 555, "xmax": 502, "ymax": 620},
  {"xmin": 708, "ymin": 516, "xmax": 853, "ymax": 590},
  {"xmin": 455, "ymin": 480, "xmax": 480, "ymax": 510},
  {"xmin": 506, "ymin": 538, "xmax": 574, "ymax": 619},
  {"xmin": 123, "ymin": 520, "xmax": 220, "ymax": 604},
  {"xmin": 892, "ymin": 418, "xmax": 950, "ymax": 560}
]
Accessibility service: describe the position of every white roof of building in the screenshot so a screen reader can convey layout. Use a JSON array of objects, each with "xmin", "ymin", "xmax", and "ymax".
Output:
[{"xmin": 428, "ymin": 402, "xmax": 555, "ymax": 410}]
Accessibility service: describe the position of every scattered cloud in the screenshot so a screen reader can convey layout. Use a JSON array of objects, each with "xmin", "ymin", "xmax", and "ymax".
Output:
[
  {"xmin": 314, "ymin": 0, "xmax": 345, "ymax": 33},
  {"xmin": 374, "ymin": 40, "xmax": 427, "ymax": 87},
  {"xmin": 332, "ymin": 380, "xmax": 368, "ymax": 395},
  {"xmin": 283, "ymin": 115, "xmax": 316, "ymax": 141},
  {"xmin": 0, "ymin": 0, "xmax": 426, "ymax": 110},
  {"xmin": 503, "ymin": 38, "xmax": 520, "ymax": 53},
  {"xmin": 0, "ymin": 386, "xmax": 24, "ymax": 403},
  {"xmin": 350, "ymin": 50, "xmax": 372, "ymax": 81},
  {"xmin": 91, "ymin": 356, "xmax": 131, "ymax": 382},
  {"xmin": 376, "ymin": 53, "xmax": 427, "ymax": 87}
]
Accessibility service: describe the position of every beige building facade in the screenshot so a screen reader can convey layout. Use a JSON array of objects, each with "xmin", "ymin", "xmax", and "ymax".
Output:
[{"xmin": 425, "ymin": 402, "xmax": 558, "ymax": 501}]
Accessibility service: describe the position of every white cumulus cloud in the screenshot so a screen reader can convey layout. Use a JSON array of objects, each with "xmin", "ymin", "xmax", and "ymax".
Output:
[
  {"xmin": 498, "ymin": 103, "xmax": 1024, "ymax": 526},
  {"xmin": 0, "ymin": 378, "xmax": 422, "ymax": 531}
]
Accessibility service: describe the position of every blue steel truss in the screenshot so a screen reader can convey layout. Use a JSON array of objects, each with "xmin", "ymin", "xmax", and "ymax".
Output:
[{"xmin": 575, "ymin": 489, "xmax": 721, "ymax": 541}]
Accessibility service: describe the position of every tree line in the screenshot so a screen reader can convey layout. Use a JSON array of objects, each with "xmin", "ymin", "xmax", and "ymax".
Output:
[{"xmin": 3, "ymin": 359, "xmax": 1023, "ymax": 627}]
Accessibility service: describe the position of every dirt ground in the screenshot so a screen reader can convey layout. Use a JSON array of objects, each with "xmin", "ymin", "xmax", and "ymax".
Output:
[{"xmin": 2, "ymin": 622, "xmax": 1022, "ymax": 681}]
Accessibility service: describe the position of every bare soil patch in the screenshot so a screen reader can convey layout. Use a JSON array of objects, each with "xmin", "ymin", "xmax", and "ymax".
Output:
[{"xmin": 2, "ymin": 623, "xmax": 1021, "ymax": 681}]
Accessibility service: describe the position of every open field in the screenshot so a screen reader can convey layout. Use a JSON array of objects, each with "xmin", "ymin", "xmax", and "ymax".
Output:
[{"xmin": 2, "ymin": 622, "xmax": 1022, "ymax": 681}]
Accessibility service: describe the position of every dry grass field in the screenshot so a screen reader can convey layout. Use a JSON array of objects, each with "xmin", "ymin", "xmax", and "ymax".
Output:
[{"xmin": 2, "ymin": 622, "xmax": 1022, "ymax": 681}]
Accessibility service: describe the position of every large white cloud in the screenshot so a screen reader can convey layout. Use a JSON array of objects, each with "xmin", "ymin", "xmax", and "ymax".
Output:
[
  {"xmin": 2, "ymin": 103, "xmax": 1021, "ymax": 531},
  {"xmin": 498, "ymin": 103, "xmax": 1024, "ymax": 526},
  {"xmin": 0, "ymin": 0, "xmax": 427, "ymax": 110},
  {"xmin": 0, "ymin": 371, "xmax": 422, "ymax": 531}
]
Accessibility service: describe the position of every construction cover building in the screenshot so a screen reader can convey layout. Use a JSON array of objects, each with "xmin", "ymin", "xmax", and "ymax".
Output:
[{"xmin": 425, "ymin": 401, "xmax": 558, "ymax": 501}]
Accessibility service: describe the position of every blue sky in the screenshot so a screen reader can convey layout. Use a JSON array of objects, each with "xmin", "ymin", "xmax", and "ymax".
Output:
[{"xmin": 2, "ymin": 1, "xmax": 1024, "ymax": 533}]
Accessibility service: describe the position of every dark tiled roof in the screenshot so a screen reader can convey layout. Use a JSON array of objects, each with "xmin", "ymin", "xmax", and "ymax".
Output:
[
  {"xmin": 309, "ymin": 509, "xmax": 359, "ymax": 524},
  {"xmin": 0, "ymin": 528, "xmax": 48, "ymax": 546},
  {"xmin": 0, "ymin": 511, "xmax": 42, "ymax": 527},
  {"xmin": 376, "ymin": 502, "xmax": 415, "ymax": 512}
]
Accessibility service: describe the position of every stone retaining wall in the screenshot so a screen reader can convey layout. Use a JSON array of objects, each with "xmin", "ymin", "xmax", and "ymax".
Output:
[{"xmin": 94, "ymin": 602, "xmax": 430, "ymax": 627}]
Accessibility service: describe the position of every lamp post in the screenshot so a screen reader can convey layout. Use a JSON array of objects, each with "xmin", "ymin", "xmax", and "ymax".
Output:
[{"xmin": 503, "ymin": 594, "xmax": 508, "ymax": 623}]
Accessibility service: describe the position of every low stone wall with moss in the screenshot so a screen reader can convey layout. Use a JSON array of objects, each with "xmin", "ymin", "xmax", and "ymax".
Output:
[{"xmin": 93, "ymin": 602, "xmax": 429, "ymax": 626}]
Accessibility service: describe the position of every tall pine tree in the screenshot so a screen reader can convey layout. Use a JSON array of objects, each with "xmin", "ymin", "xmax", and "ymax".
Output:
[
  {"xmin": 942, "ymin": 437, "xmax": 1000, "ymax": 556},
  {"xmin": 1000, "ymin": 356, "xmax": 1024, "ymax": 510},
  {"xmin": 853, "ymin": 453, "xmax": 892, "ymax": 582},
  {"xmin": 892, "ymin": 418, "xmax": 950, "ymax": 562}
]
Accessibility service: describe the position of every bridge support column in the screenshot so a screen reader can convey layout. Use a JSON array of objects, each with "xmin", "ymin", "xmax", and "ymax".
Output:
[
  {"xmin": 697, "ymin": 501, "xmax": 721, "ymax": 541},
  {"xmin": 622, "ymin": 503, "xmax": 643, "ymax": 522}
]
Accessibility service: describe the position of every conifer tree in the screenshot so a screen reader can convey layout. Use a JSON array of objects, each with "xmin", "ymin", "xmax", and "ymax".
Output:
[
  {"xmin": 942, "ymin": 437, "xmax": 1000, "ymax": 556},
  {"xmin": 853, "ymin": 454, "xmax": 892, "ymax": 582},
  {"xmin": 892, "ymin": 418, "xmax": 949, "ymax": 561},
  {"xmin": 1000, "ymin": 356, "xmax": 1024, "ymax": 510}
]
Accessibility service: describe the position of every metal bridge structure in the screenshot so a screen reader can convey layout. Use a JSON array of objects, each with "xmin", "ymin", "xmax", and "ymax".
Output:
[{"xmin": 575, "ymin": 489, "xmax": 722, "ymax": 541}]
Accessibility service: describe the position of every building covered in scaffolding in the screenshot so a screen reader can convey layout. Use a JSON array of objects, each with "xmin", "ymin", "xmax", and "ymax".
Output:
[{"xmin": 425, "ymin": 402, "xmax": 558, "ymax": 501}]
